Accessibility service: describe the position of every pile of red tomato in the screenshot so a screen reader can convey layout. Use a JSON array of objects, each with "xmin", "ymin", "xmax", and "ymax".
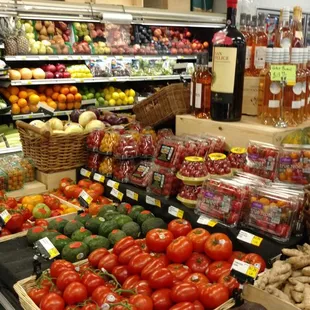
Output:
[{"xmin": 29, "ymin": 219, "xmax": 266, "ymax": 310}]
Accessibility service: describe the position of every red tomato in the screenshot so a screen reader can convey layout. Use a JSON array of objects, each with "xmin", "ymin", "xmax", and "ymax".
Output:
[
  {"xmin": 184, "ymin": 273, "xmax": 209, "ymax": 287},
  {"xmin": 60, "ymin": 178, "xmax": 74, "ymax": 192},
  {"xmin": 141, "ymin": 258, "xmax": 167, "ymax": 280},
  {"xmin": 5, "ymin": 197, "xmax": 17, "ymax": 209},
  {"xmin": 98, "ymin": 253, "xmax": 119, "ymax": 273},
  {"xmin": 5, "ymin": 213, "xmax": 24, "ymax": 233},
  {"xmin": 171, "ymin": 283, "xmax": 199, "ymax": 303},
  {"xmin": 51, "ymin": 210, "xmax": 62, "ymax": 217},
  {"xmin": 81, "ymin": 271, "xmax": 106, "ymax": 295},
  {"xmin": 91, "ymin": 286, "xmax": 113, "ymax": 306},
  {"xmin": 128, "ymin": 252, "xmax": 153, "ymax": 275},
  {"xmin": 40, "ymin": 278, "xmax": 53, "ymax": 290},
  {"xmin": 242, "ymin": 253, "xmax": 266, "ymax": 272},
  {"xmin": 146, "ymin": 229, "xmax": 174, "ymax": 253},
  {"xmin": 227, "ymin": 251, "xmax": 246, "ymax": 265},
  {"xmin": 167, "ymin": 236, "xmax": 193, "ymax": 263},
  {"xmin": 28, "ymin": 286, "xmax": 49, "ymax": 306},
  {"xmin": 40, "ymin": 293, "xmax": 65, "ymax": 310},
  {"xmin": 122, "ymin": 275, "xmax": 141, "ymax": 292},
  {"xmin": 199, "ymin": 283, "xmax": 229, "ymax": 309},
  {"xmin": 168, "ymin": 219, "xmax": 192, "ymax": 238},
  {"xmin": 113, "ymin": 236, "xmax": 135, "ymax": 255},
  {"xmin": 89, "ymin": 183, "xmax": 104, "ymax": 196},
  {"xmin": 112, "ymin": 265, "xmax": 130, "ymax": 284},
  {"xmin": 135, "ymin": 280, "xmax": 153, "ymax": 296},
  {"xmin": 118, "ymin": 245, "xmax": 142, "ymax": 265},
  {"xmin": 0, "ymin": 228, "xmax": 11, "ymax": 237},
  {"xmin": 43, "ymin": 195, "xmax": 60, "ymax": 210},
  {"xmin": 35, "ymin": 219, "xmax": 49, "ymax": 228},
  {"xmin": 49, "ymin": 286, "xmax": 62, "ymax": 296},
  {"xmin": 20, "ymin": 207, "xmax": 32, "ymax": 221},
  {"xmin": 187, "ymin": 228, "xmax": 210, "ymax": 253},
  {"xmin": 88, "ymin": 248, "xmax": 109, "ymax": 268},
  {"xmin": 204, "ymin": 233, "xmax": 233, "ymax": 261},
  {"xmin": 21, "ymin": 222, "xmax": 33, "ymax": 231},
  {"xmin": 148, "ymin": 268, "xmax": 173, "ymax": 289},
  {"xmin": 150, "ymin": 252, "xmax": 170, "ymax": 266},
  {"xmin": 129, "ymin": 294, "xmax": 153, "ymax": 310},
  {"xmin": 151, "ymin": 289, "xmax": 173, "ymax": 310},
  {"xmin": 85, "ymin": 189, "xmax": 100, "ymax": 202},
  {"xmin": 64, "ymin": 185, "xmax": 79, "ymax": 199},
  {"xmin": 167, "ymin": 264, "xmax": 192, "ymax": 284},
  {"xmin": 56, "ymin": 270, "xmax": 81, "ymax": 291},
  {"xmin": 218, "ymin": 274, "xmax": 239, "ymax": 296},
  {"xmin": 206, "ymin": 261, "xmax": 231, "ymax": 283},
  {"xmin": 50, "ymin": 260, "xmax": 75, "ymax": 279},
  {"xmin": 193, "ymin": 300, "xmax": 204, "ymax": 310},
  {"xmin": 186, "ymin": 252, "xmax": 211, "ymax": 274},
  {"xmin": 170, "ymin": 302, "xmax": 194, "ymax": 310},
  {"xmin": 97, "ymin": 196, "xmax": 112, "ymax": 204},
  {"xmin": 81, "ymin": 302, "xmax": 98, "ymax": 310},
  {"xmin": 135, "ymin": 238, "xmax": 149, "ymax": 252},
  {"xmin": 63, "ymin": 282, "xmax": 88, "ymax": 305},
  {"xmin": 78, "ymin": 179, "xmax": 93, "ymax": 189}
]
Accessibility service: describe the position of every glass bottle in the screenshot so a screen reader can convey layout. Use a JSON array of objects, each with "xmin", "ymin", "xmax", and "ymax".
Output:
[
  {"xmin": 258, "ymin": 48, "xmax": 272, "ymax": 119},
  {"xmin": 262, "ymin": 48, "xmax": 281, "ymax": 126},
  {"xmin": 190, "ymin": 53, "xmax": 202, "ymax": 115},
  {"xmin": 195, "ymin": 52, "xmax": 212, "ymax": 119},
  {"xmin": 275, "ymin": 7, "xmax": 293, "ymax": 48},
  {"xmin": 292, "ymin": 6, "xmax": 304, "ymax": 48},
  {"xmin": 301, "ymin": 48, "xmax": 308, "ymax": 121},
  {"xmin": 308, "ymin": 47, "xmax": 310, "ymax": 119},
  {"xmin": 252, "ymin": 13, "xmax": 268, "ymax": 77},
  {"xmin": 272, "ymin": 10, "xmax": 282, "ymax": 47},
  {"xmin": 246, "ymin": 14, "xmax": 253, "ymax": 37},
  {"xmin": 210, "ymin": 0, "xmax": 246, "ymax": 122},
  {"xmin": 240, "ymin": 13, "xmax": 251, "ymax": 76}
]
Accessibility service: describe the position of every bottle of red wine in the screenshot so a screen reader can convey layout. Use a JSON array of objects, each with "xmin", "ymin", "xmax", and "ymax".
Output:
[{"xmin": 210, "ymin": 0, "xmax": 246, "ymax": 122}]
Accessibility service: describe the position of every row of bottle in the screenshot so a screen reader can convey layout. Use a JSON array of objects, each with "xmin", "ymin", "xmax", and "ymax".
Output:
[{"xmin": 258, "ymin": 47, "xmax": 310, "ymax": 127}]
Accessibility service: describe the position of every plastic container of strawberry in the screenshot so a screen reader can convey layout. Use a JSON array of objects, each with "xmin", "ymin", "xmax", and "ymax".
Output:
[
  {"xmin": 185, "ymin": 135, "xmax": 213, "ymax": 158},
  {"xmin": 87, "ymin": 153, "xmax": 103, "ymax": 171},
  {"xmin": 178, "ymin": 156, "xmax": 208, "ymax": 179},
  {"xmin": 156, "ymin": 128, "xmax": 174, "ymax": 145},
  {"xmin": 147, "ymin": 165, "xmax": 182, "ymax": 198},
  {"xmin": 139, "ymin": 133, "xmax": 156, "ymax": 158},
  {"xmin": 99, "ymin": 131, "xmax": 120, "ymax": 155},
  {"xmin": 244, "ymin": 140, "xmax": 280, "ymax": 181},
  {"xmin": 87, "ymin": 129, "xmax": 105, "ymax": 152},
  {"xmin": 200, "ymin": 134, "xmax": 226, "ymax": 154},
  {"xmin": 245, "ymin": 187, "xmax": 299, "ymax": 242},
  {"xmin": 178, "ymin": 184, "xmax": 202, "ymax": 201},
  {"xmin": 113, "ymin": 159, "xmax": 136, "ymax": 183},
  {"xmin": 98, "ymin": 156, "xmax": 114, "ymax": 177},
  {"xmin": 129, "ymin": 161, "xmax": 153, "ymax": 187},
  {"xmin": 228, "ymin": 147, "xmax": 247, "ymax": 169},
  {"xmin": 128, "ymin": 121, "xmax": 142, "ymax": 132},
  {"xmin": 141, "ymin": 126, "xmax": 157, "ymax": 142},
  {"xmin": 206, "ymin": 153, "xmax": 232, "ymax": 176},
  {"xmin": 113, "ymin": 133, "xmax": 139, "ymax": 159},
  {"xmin": 195, "ymin": 178, "xmax": 247, "ymax": 227}
]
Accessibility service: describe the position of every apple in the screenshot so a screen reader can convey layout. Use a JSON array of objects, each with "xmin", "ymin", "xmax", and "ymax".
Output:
[
  {"xmin": 186, "ymin": 31, "xmax": 191, "ymax": 38},
  {"xmin": 178, "ymin": 48, "xmax": 184, "ymax": 54},
  {"xmin": 55, "ymin": 63, "xmax": 66, "ymax": 72},
  {"xmin": 171, "ymin": 48, "xmax": 177, "ymax": 55},
  {"xmin": 45, "ymin": 71, "xmax": 54, "ymax": 79},
  {"xmin": 197, "ymin": 43, "xmax": 202, "ymax": 50},
  {"xmin": 183, "ymin": 48, "xmax": 189, "ymax": 55},
  {"xmin": 46, "ymin": 64, "xmax": 56, "ymax": 73},
  {"xmin": 63, "ymin": 71, "xmax": 71, "ymax": 78},
  {"xmin": 203, "ymin": 41, "xmax": 209, "ymax": 48},
  {"xmin": 177, "ymin": 42, "xmax": 185, "ymax": 49},
  {"xmin": 55, "ymin": 72, "xmax": 63, "ymax": 78},
  {"xmin": 154, "ymin": 28, "xmax": 162, "ymax": 38}
]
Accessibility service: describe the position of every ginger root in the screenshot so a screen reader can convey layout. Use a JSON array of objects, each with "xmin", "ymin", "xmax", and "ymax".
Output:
[
  {"xmin": 282, "ymin": 248, "xmax": 305, "ymax": 257},
  {"xmin": 291, "ymin": 290, "xmax": 304, "ymax": 303},
  {"xmin": 302, "ymin": 267, "xmax": 310, "ymax": 276},
  {"xmin": 287, "ymin": 255, "xmax": 310, "ymax": 270},
  {"xmin": 266, "ymin": 286, "xmax": 291, "ymax": 303}
]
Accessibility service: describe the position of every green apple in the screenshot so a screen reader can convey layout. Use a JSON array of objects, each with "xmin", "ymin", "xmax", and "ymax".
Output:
[{"xmin": 98, "ymin": 97, "xmax": 105, "ymax": 105}]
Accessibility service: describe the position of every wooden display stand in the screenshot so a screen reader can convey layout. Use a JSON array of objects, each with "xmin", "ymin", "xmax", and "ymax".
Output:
[
  {"xmin": 64, "ymin": 0, "xmax": 143, "ymax": 6},
  {"xmin": 6, "ymin": 181, "xmax": 46, "ymax": 198},
  {"xmin": 176, "ymin": 115, "xmax": 310, "ymax": 148},
  {"xmin": 36, "ymin": 169, "xmax": 77, "ymax": 191}
]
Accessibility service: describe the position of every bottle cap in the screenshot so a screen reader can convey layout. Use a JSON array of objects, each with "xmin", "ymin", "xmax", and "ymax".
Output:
[
  {"xmin": 282, "ymin": 7, "xmax": 290, "ymax": 21},
  {"xmin": 201, "ymin": 52, "xmax": 209, "ymax": 65},
  {"xmin": 251, "ymin": 15, "xmax": 257, "ymax": 27},
  {"xmin": 240, "ymin": 13, "xmax": 246, "ymax": 25},
  {"xmin": 246, "ymin": 14, "xmax": 251, "ymax": 26},
  {"xmin": 258, "ymin": 13, "xmax": 266, "ymax": 26},
  {"xmin": 266, "ymin": 48, "xmax": 273, "ymax": 62},
  {"xmin": 196, "ymin": 53, "xmax": 202, "ymax": 65},
  {"xmin": 227, "ymin": 0, "xmax": 238, "ymax": 8},
  {"xmin": 279, "ymin": 48, "xmax": 284, "ymax": 64},
  {"xmin": 272, "ymin": 48, "xmax": 281, "ymax": 64}
]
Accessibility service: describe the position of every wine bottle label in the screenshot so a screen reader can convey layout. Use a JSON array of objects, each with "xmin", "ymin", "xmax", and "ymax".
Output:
[
  {"xmin": 245, "ymin": 46, "xmax": 252, "ymax": 69},
  {"xmin": 293, "ymin": 83, "xmax": 302, "ymax": 95},
  {"xmin": 301, "ymin": 99, "xmax": 305, "ymax": 107},
  {"xmin": 292, "ymin": 101, "xmax": 300, "ymax": 109},
  {"xmin": 254, "ymin": 47, "xmax": 266, "ymax": 70},
  {"xmin": 211, "ymin": 47, "xmax": 237, "ymax": 94},
  {"xmin": 268, "ymin": 100, "xmax": 280, "ymax": 108},
  {"xmin": 190, "ymin": 82, "xmax": 194, "ymax": 107},
  {"xmin": 269, "ymin": 82, "xmax": 281, "ymax": 95},
  {"xmin": 302, "ymin": 81, "xmax": 307, "ymax": 93},
  {"xmin": 280, "ymin": 37, "xmax": 292, "ymax": 48},
  {"xmin": 195, "ymin": 83, "xmax": 202, "ymax": 108},
  {"xmin": 295, "ymin": 31, "xmax": 303, "ymax": 40}
]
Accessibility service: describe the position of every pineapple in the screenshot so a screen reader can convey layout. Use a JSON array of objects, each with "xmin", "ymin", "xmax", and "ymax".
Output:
[
  {"xmin": 0, "ymin": 17, "xmax": 18, "ymax": 56},
  {"xmin": 16, "ymin": 29, "xmax": 29, "ymax": 54}
]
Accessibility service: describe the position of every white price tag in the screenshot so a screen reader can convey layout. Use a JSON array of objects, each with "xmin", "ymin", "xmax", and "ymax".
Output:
[
  {"xmin": 110, "ymin": 188, "xmax": 123, "ymax": 201},
  {"xmin": 197, "ymin": 215, "xmax": 217, "ymax": 227},
  {"xmin": 93, "ymin": 173, "xmax": 105, "ymax": 183},
  {"xmin": 0, "ymin": 210, "xmax": 11, "ymax": 224},
  {"xmin": 38, "ymin": 102, "xmax": 55, "ymax": 116},
  {"xmin": 107, "ymin": 179, "xmax": 119, "ymax": 189},
  {"xmin": 79, "ymin": 190, "xmax": 93, "ymax": 205},
  {"xmin": 81, "ymin": 99, "xmax": 96, "ymax": 105},
  {"xmin": 231, "ymin": 259, "xmax": 259, "ymax": 279},
  {"xmin": 168, "ymin": 206, "xmax": 184, "ymax": 219},
  {"xmin": 126, "ymin": 189, "xmax": 138, "ymax": 201},
  {"xmin": 145, "ymin": 195, "xmax": 161, "ymax": 208},
  {"xmin": 80, "ymin": 168, "xmax": 91, "ymax": 178},
  {"xmin": 38, "ymin": 237, "xmax": 60, "ymax": 259},
  {"xmin": 237, "ymin": 230, "xmax": 263, "ymax": 247}
]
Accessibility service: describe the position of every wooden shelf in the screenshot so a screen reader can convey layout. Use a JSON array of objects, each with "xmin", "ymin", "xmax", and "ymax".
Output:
[{"xmin": 6, "ymin": 181, "xmax": 47, "ymax": 198}]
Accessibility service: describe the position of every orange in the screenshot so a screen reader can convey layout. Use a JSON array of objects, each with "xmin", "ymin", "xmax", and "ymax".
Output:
[
  {"xmin": 58, "ymin": 94, "xmax": 66, "ymax": 103},
  {"xmin": 39, "ymin": 95, "xmax": 47, "ymax": 102},
  {"xmin": 45, "ymin": 88, "xmax": 53, "ymax": 97},
  {"xmin": 11, "ymin": 103, "xmax": 20, "ymax": 114},
  {"xmin": 48, "ymin": 101, "xmax": 57, "ymax": 109},
  {"xmin": 57, "ymin": 102, "xmax": 66, "ymax": 110},
  {"xmin": 29, "ymin": 105, "xmax": 39, "ymax": 113},
  {"xmin": 74, "ymin": 93, "xmax": 82, "ymax": 102},
  {"xmin": 3, "ymin": 91, "xmax": 10, "ymax": 99},
  {"xmin": 46, "ymin": 97, "xmax": 53, "ymax": 103},
  {"xmin": 51, "ymin": 92, "xmax": 59, "ymax": 101},
  {"xmin": 60, "ymin": 87, "xmax": 69, "ymax": 95},
  {"xmin": 18, "ymin": 91, "xmax": 28, "ymax": 99},
  {"xmin": 20, "ymin": 87, "xmax": 27, "ymax": 91},
  {"xmin": 69, "ymin": 86, "xmax": 78, "ymax": 95},
  {"xmin": 38, "ymin": 85, "xmax": 47, "ymax": 93},
  {"xmin": 21, "ymin": 105, "xmax": 30, "ymax": 114},
  {"xmin": 74, "ymin": 102, "xmax": 81, "ymax": 109},
  {"xmin": 53, "ymin": 85, "xmax": 61, "ymax": 92},
  {"xmin": 66, "ymin": 93, "xmax": 74, "ymax": 103},
  {"xmin": 9, "ymin": 95, "xmax": 19, "ymax": 104},
  {"xmin": 17, "ymin": 98, "xmax": 27, "ymax": 108},
  {"xmin": 29, "ymin": 94, "xmax": 40, "ymax": 105},
  {"xmin": 67, "ymin": 102, "xmax": 74, "ymax": 110},
  {"xmin": 0, "ymin": 87, "xmax": 5, "ymax": 93},
  {"xmin": 27, "ymin": 89, "xmax": 37, "ymax": 94},
  {"xmin": 8, "ymin": 86, "xmax": 20, "ymax": 96}
]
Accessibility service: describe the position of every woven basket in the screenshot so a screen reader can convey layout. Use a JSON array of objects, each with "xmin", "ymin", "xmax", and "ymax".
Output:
[
  {"xmin": 16, "ymin": 121, "xmax": 88, "ymax": 173},
  {"xmin": 14, "ymin": 259, "xmax": 88, "ymax": 310},
  {"xmin": 133, "ymin": 83, "xmax": 190, "ymax": 127}
]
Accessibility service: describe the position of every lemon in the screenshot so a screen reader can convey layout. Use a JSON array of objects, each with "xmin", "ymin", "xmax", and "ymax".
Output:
[
  {"xmin": 112, "ymin": 92, "xmax": 119, "ymax": 100},
  {"xmin": 109, "ymin": 99, "xmax": 116, "ymax": 106},
  {"xmin": 105, "ymin": 94, "xmax": 112, "ymax": 100},
  {"xmin": 103, "ymin": 88, "xmax": 109, "ymax": 95},
  {"xmin": 123, "ymin": 97, "xmax": 128, "ymax": 104},
  {"xmin": 116, "ymin": 99, "xmax": 123, "ymax": 105},
  {"xmin": 117, "ymin": 89, "xmax": 122, "ymax": 93},
  {"xmin": 129, "ymin": 89, "xmax": 135, "ymax": 97},
  {"xmin": 108, "ymin": 86, "xmax": 115, "ymax": 93},
  {"xmin": 119, "ymin": 92, "xmax": 126, "ymax": 99},
  {"xmin": 125, "ymin": 89, "xmax": 130, "ymax": 96},
  {"xmin": 128, "ymin": 96, "xmax": 134, "ymax": 104}
]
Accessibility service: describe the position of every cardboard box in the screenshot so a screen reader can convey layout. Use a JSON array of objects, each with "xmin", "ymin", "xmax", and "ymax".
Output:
[
  {"xmin": 6, "ymin": 181, "xmax": 47, "ymax": 198},
  {"xmin": 242, "ymin": 76, "xmax": 260, "ymax": 116},
  {"xmin": 144, "ymin": 0, "xmax": 190, "ymax": 12}
]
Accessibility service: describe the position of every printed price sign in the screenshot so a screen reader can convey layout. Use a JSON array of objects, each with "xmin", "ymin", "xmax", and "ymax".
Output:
[
  {"xmin": 168, "ymin": 206, "xmax": 184, "ymax": 219},
  {"xmin": 80, "ymin": 168, "xmax": 91, "ymax": 178},
  {"xmin": 78, "ymin": 190, "xmax": 93, "ymax": 208},
  {"xmin": 197, "ymin": 215, "xmax": 217, "ymax": 227},
  {"xmin": 146, "ymin": 195, "xmax": 161, "ymax": 208},
  {"xmin": 271, "ymin": 65, "xmax": 296, "ymax": 86},
  {"xmin": 37, "ymin": 102, "xmax": 55, "ymax": 116},
  {"xmin": 231, "ymin": 259, "xmax": 259, "ymax": 283},
  {"xmin": 107, "ymin": 179, "xmax": 119, "ymax": 189},
  {"xmin": 93, "ymin": 173, "xmax": 105, "ymax": 183},
  {"xmin": 0, "ymin": 210, "xmax": 11, "ymax": 227},
  {"xmin": 110, "ymin": 188, "xmax": 123, "ymax": 201},
  {"xmin": 126, "ymin": 189, "xmax": 138, "ymax": 201},
  {"xmin": 237, "ymin": 230, "xmax": 263, "ymax": 247},
  {"xmin": 35, "ymin": 237, "xmax": 60, "ymax": 260}
]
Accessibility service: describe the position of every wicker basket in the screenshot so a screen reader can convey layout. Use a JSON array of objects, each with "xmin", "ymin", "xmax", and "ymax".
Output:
[
  {"xmin": 16, "ymin": 120, "xmax": 88, "ymax": 173},
  {"xmin": 14, "ymin": 259, "xmax": 88, "ymax": 310},
  {"xmin": 133, "ymin": 83, "xmax": 190, "ymax": 127}
]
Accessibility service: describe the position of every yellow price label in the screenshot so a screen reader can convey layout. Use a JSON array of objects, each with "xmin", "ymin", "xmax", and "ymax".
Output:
[
  {"xmin": 251, "ymin": 235, "xmax": 263, "ymax": 246},
  {"xmin": 246, "ymin": 265, "xmax": 259, "ymax": 279},
  {"xmin": 155, "ymin": 200, "xmax": 161, "ymax": 208},
  {"xmin": 133, "ymin": 193, "xmax": 138, "ymax": 201},
  {"xmin": 207, "ymin": 219, "xmax": 217, "ymax": 227},
  {"xmin": 29, "ymin": 115, "xmax": 33, "ymax": 119},
  {"xmin": 176, "ymin": 209, "xmax": 184, "ymax": 219},
  {"xmin": 271, "ymin": 65, "xmax": 296, "ymax": 85},
  {"xmin": 27, "ymin": 81, "xmax": 32, "ymax": 85},
  {"xmin": 48, "ymin": 247, "xmax": 60, "ymax": 259},
  {"xmin": 0, "ymin": 210, "xmax": 11, "ymax": 223},
  {"xmin": 107, "ymin": 179, "xmax": 119, "ymax": 189},
  {"xmin": 111, "ymin": 188, "xmax": 123, "ymax": 201},
  {"xmin": 81, "ymin": 168, "xmax": 91, "ymax": 178}
]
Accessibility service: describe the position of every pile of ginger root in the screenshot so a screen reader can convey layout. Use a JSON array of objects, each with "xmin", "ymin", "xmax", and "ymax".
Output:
[{"xmin": 255, "ymin": 243, "xmax": 310, "ymax": 309}]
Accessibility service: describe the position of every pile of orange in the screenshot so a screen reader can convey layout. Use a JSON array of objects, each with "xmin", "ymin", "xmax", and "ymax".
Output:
[{"xmin": 0, "ymin": 85, "xmax": 82, "ymax": 115}]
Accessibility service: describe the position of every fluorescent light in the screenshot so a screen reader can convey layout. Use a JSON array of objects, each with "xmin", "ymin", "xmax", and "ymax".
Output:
[{"xmin": 101, "ymin": 12, "xmax": 133, "ymax": 24}]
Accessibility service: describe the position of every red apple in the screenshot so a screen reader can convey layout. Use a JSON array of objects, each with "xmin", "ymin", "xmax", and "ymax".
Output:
[
  {"xmin": 45, "ymin": 71, "xmax": 54, "ymax": 79},
  {"xmin": 63, "ymin": 71, "xmax": 71, "ymax": 78},
  {"xmin": 46, "ymin": 64, "xmax": 56, "ymax": 73},
  {"xmin": 197, "ymin": 43, "xmax": 202, "ymax": 50},
  {"xmin": 178, "ymin": 48, "xmax": 184, "ymax": 54},
  {"xmin": 203, "ymin": 41, "xmax": 209, "ymax": 48},
  {"xmin": 186, "ymin": 31, "xmax": 191, "ymax": 38},
  {"xmin": 55, "ymin": 72, "xmax": 63, "ymax": 78},
  {"xmin": 171, "ymin": 48, "xmax": 177, "ymax": 55},
  {"xmin": 154, "ymin": 28, "xmax": 162, "ymax": 38},
  {"xmin": 55, "ymin": 63, "xmax": 66, "ymax": 72}
]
